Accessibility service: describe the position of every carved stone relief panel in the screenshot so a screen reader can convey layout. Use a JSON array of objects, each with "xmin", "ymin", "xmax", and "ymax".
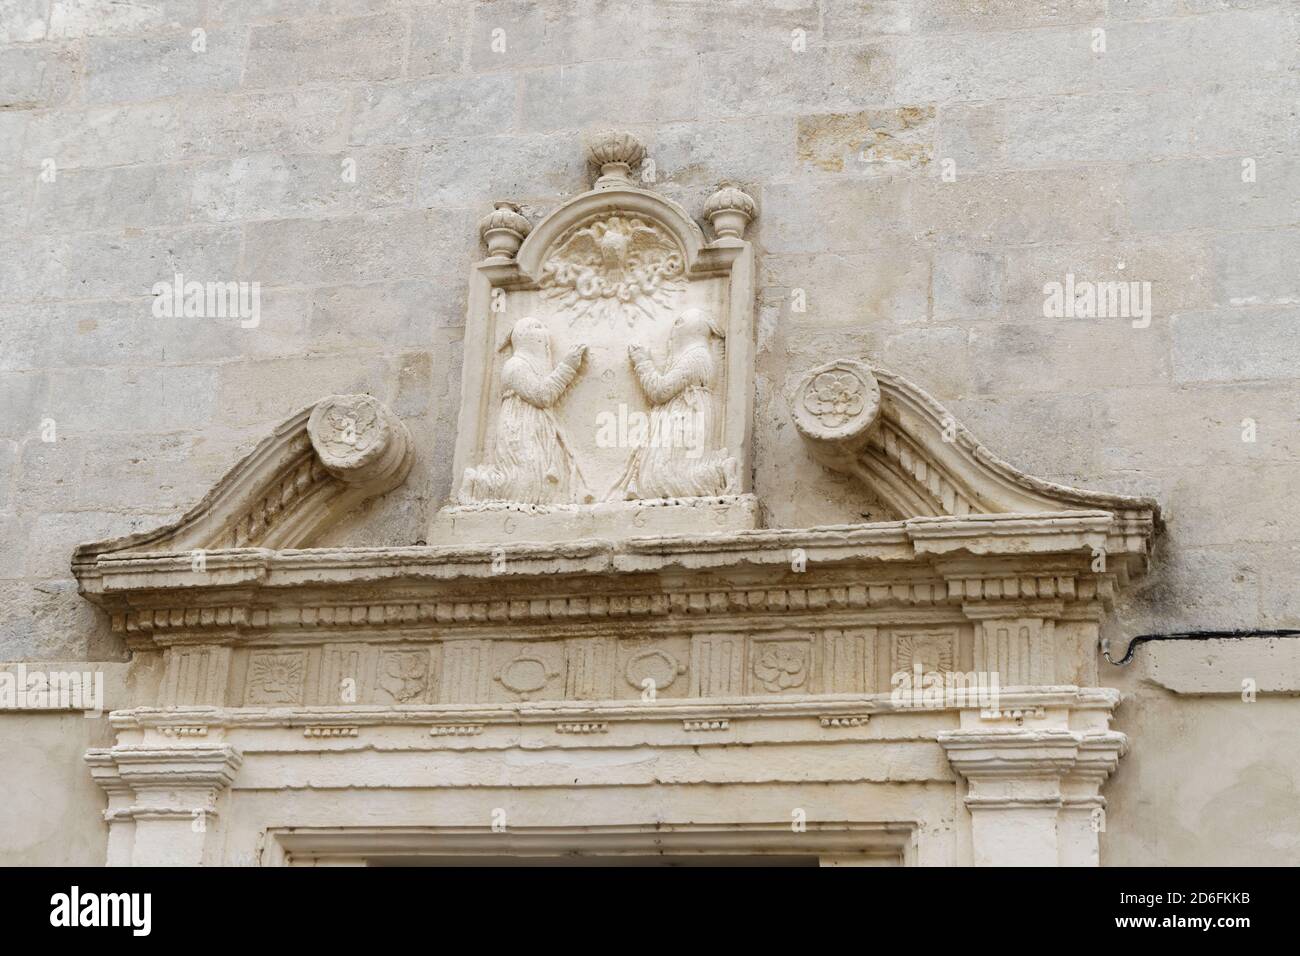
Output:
[
  {"xmin": 972, "ymin": 617, "xmax": 1056, "ymax": 686},
  {"xmin": 822, "ymin": 628, "xmax": 876, "ymax": 695},
  {"xmin": 435, "ymin": 130, "xmax": 758, "ymax": 544},
  {"xmin": 619, "ymin": 638, "xmax": 691, "ymax": 700},
  {"xmin": 748, "ymin": 633, "xmax": 818, "ymax": 695},
  {"xmin": 439, "ymin": 640, "xmax": 493, "ymax": 705},
  {"xmin": 690, "ymin": 633, "xmax": 747, "ymax": 697},
  {"xmin": 375, "ymin": 648, "xmax": 435, "ymax": 704},
  {"xmin": 244, "ymin": 650, "xmax": 308, "ymax": 705},
  {"xmin": 491, "ymin": 643, "xmax": 565, "ymax": 702},
  {"xmin": 317, "ymin": 645, "xmax": 367, "ymax": 706},
  {"xmin": 889, "ymin": 628, "xmax": 960, "ymax": 685},
  {"xmin": 161, "ymin": 646, "xmax": 232, "ymax": 707},
  {"xmin": 564, "ymin": 637, "xmax": 616, "ymax": 700}
]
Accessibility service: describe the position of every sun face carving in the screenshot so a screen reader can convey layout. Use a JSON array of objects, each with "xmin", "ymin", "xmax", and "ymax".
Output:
[{"xmin": 538, "ymin": 215, "xmax": 685, "ymax": 327}]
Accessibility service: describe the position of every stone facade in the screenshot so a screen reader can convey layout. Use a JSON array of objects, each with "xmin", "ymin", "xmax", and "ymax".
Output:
[{"xmin": 1, "ymin": 0, "xmax": 1297, "ymax": 866}]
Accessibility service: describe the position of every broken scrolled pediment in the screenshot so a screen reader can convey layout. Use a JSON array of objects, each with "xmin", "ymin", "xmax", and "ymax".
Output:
[
  {"xmin": 791, "ymin": 358, "xmax": 1159, "ymax": 530},
  {"xmin": 73, "ymin": 394, "xmax": 412, "ymax": 582}
]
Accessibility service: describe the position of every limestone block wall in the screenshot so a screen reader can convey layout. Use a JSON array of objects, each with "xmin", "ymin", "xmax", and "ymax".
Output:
[{"xmin": 1, "ymin": 0, "xmax": 1296, "ymax": 864}]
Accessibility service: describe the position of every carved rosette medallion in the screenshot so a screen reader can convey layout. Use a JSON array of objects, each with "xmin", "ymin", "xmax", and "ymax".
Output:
[
  {"xmin": 752, "ymin": 642, "xmax": 811, "ymax": 693},
  {"xmin": 792, "ymin": 360, "xmax": 882, "ymax": 445},
  {"xmin": 307, "ymin": 394, "xmax": 412, "ymax": 487}
]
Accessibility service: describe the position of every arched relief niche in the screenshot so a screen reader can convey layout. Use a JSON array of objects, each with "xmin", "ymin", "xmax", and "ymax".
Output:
[{"xmin": 435, "ymin": 131, "xmax": 760, "ymax": 544}]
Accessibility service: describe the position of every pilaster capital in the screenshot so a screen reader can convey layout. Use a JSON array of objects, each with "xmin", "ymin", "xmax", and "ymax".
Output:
[{"xmin": 85, "ymin": 744, "xmax": 242, "ymax": 819}]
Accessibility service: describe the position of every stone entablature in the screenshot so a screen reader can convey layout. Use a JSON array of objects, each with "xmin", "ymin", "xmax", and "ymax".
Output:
[{"xmin": 71, "ymin": 131, "xmax": 1159, "ymax": 867}]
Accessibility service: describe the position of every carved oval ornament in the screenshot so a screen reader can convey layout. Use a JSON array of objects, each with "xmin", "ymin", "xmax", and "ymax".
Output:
[
  {"xmin": 624, "ymin": 649, "xmax": 686, "ymax": 691},
  {"xmin": 496, "ymin": 655, "xmax": 557, "ymax": 695},
  {"xmin": 791, "ymin": 360, "xmax": 881, "ymax": 444}
]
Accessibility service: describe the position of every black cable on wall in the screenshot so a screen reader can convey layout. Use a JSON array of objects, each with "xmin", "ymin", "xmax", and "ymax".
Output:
[{"xmin": 1102, "ymin": 629, "xmax": 1300, "ymax": 666}]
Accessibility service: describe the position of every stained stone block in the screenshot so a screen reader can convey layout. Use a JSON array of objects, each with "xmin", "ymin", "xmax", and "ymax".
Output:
[
  {"xmin": 914, "ymin": 168, "xmax": 1125, "ymax": 245},
  {"xmin": 0, "ymin": 46, "xmax": 79, "ymax": 110},
  {"xmin": 0, "ymin": 227, "xmax": 242, "ymax": 302},
  {"xmin": 191, "ymin": 149, "xmax": 416, "ymax": 222},
  {"xmin": 242, "ymin": 208, "xmax": 474, "ymax": 286},
  {"xmin": 1001, "ymin": 237, "xmax": 1213, "ymax": 321},
  {"xmin": 48, "ymin": 0, "xmax": 204, "ymax": 38},
  {"xmin": 82, "ymin": 30, "xmax": 246, "ymax": 103},
  {"xmin": 21, "ymin": 90, "xmax": 350, "ymax": 169},
  {"xmin": 761, "ymin": 178, "xmax": 910, "ymax": 254},
  {"xmin": 350, "ymin": 74, "xmax": 515, "ymax": 145},
  {"xmin": 1127, "ymin": 159, "xmax": 1300, "ymax": 234},
  {"xmin": 0, "ymin": 0, "xmax": 48, "ymax": 42},
  {"xmin": 1211, "ymin": 229, "xmax": 1300, "ymax": 308},
  {"xmin": 518, "ymin": 57, "xmax": 701, "ymax": 132},
  {"xmin": 243, "ymin": 15, "xmax": 406, "ymax": 87},
  {"xmin": 699, "ymin": 45, "xmax": 894, "ymax": 119},
  {"xmin": 28, "ymin": 164, "xmax": 195, "ymax": 233},
  {"xmin": 1171, "ymin": 307, "xmax": 1300, "ymax": 383},
  {"xmin": 932, "ymin": 249, "xmax": 1004, "ymax": 322},
  {"xmin": 415, "ymin": 134, "xmax": 586, "ymax": 206}
]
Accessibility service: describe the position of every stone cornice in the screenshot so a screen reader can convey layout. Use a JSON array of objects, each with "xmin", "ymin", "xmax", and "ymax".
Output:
[
  {"xmin": 109, "ymin": 687, "xmax": 1121, "ymax": 732},
  {"xmin": 75, "ymin": 511, "xmax": 1151, "ymax": 648}
]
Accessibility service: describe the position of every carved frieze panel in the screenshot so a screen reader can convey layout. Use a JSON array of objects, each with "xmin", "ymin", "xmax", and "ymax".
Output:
[
  {"xmin": 161, "ymin": 646, "xmax": 231, "ymax": 708},
  {"xmin": 889, "ymin": 628, "xmax": 959, "ymax": 683},
  {"xmin": 690, "ymin": 633, "xmax": 746, "ymax": 697},
  {"xmin": 317, "ymin": 645, "xmax": 365, "ymax": 706},
  {"xmin": 375, "ymin": 649, "xmax": 434, "ymax": 704},
  {"xmin": 972, "ymin": 616, "xmax": 1057, "ymax": 687},
  {"xmin": 244, "ymin": 650, "xmax": 308, "ymax": 705},
  {"xmin": 440, "ymin": 640, "xmax": 493, "ymax": 704},
  {"xmin": 822, "ymin": 628, "xmax": 876, "ymax": 695},
  {"xmin": 564, "ymin": 637, "xmax": 616, "ymax": 700},
  {"xmin": 748, "ymin": 633, "xmax": 817, "ymax": 695},
  {"xmin": 620, "ymin": 640, "xmax": 691, "ymax": 700},
  {"xmin": 492, "ymin": 643, "xmax": 565, "ymax": 702}
]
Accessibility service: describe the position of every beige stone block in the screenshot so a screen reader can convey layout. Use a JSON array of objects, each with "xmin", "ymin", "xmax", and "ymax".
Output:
[
  {"xmin": 351, "ymin": 74, "xmax": 515, "ymax": 145},
  {"xmin": 244, "ymin": 14, "xmax": 406, "ymax": 87}
]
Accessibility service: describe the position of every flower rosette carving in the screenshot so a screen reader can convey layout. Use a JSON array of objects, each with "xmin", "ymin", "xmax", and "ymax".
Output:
[
  {"xmin": 791, "ymin": 359, "xmax": 881, "ymax": 446},
  {"xmin": 807, "ymin": 371, "xmax": 866, "ymax": 428},
  {"xmin": 753, "ymin": 643, "xmax": 809, "ymax": 692}
]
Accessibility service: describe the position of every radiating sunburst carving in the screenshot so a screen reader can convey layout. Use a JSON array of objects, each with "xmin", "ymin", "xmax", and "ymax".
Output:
[{"xmin": 538, "ymin": 215, "xmax": 685, "ymax": 327}]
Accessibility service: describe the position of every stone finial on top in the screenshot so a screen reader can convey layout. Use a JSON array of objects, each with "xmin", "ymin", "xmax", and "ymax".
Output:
[
  {"xmin": 586, "ymin": 129, "xmax": 646, "ymax": 189},
  {"xmin": 703, "ymin": 181, "xmax": 757, "ymax": 239},
  {"xmin": 479, "ymin": 201, "xmax": 531, "ymax": 259}
]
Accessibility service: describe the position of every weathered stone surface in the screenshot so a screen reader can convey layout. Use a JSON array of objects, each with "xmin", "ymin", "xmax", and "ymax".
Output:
[
  {"xmin": 0, "ymin": 0, "xmax": 1296, "ymax": 871},
  {"xmin": 243, "ymin": 14, "xmax": 406, "ymax": 87},
  {"xmin": 81, "ymin": 29, "xmax": 245, "ymax": 103},
  {"xmin": 0, "ymin": 45, "xmax": 79, "ymax": 109}
]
